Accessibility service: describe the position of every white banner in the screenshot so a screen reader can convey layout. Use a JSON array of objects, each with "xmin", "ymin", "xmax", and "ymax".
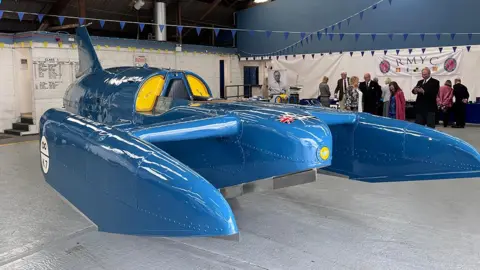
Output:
[
  {"xmin": 270, "ymin": 54, "xmax": 344, "ymax": 99},
  {"xmin": 266, "ymin": 46, "xmax": 479, "ymax": 102},
  {"xmin": 375, "ymin": 50, "xmax": 463, "ymax": 77}
]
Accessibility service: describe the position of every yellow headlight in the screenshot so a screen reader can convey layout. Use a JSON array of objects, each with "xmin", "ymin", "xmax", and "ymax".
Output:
[{"xmin": 319, "ymin": 146, "xmax": 330, "ymax": 160}]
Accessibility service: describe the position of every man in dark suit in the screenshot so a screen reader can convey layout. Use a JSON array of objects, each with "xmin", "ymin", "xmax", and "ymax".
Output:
[
  {"xmin": 359, "ymin": 73, "xmax": 382, "ymax": 115},
  {"xmin": 412, "ymin": 67, "xmax": 440, "ymax": 129},
  {"xmin": 452, "ymin": 78, "xmax": 469, "ymax": 128},
  {"xmin": 334, "ymin": 72, "xmax": 349, "ymax": 110}
]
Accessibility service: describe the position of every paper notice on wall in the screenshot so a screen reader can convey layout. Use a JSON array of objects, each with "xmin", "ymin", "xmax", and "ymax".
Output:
[
  {"xmin": 31, "ymin": 56, "xmax": 79, "ymax": 128},
  {"xmin": 32, "ymin": 58, "xmax": 75, "ymax": 92},
  {"xmin": 20, "ymin": 59, "xmax": 28, "ymax": 70},
  {"xmin": 134, "ymin": 55, "xmax": 147, "ymax": 66},
  {"xmin": 34, "ymin": 58, "xmax": 62, "ymax": 80}
]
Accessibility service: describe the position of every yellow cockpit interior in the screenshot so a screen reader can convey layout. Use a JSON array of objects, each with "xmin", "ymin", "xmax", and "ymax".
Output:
[
  {"xmin": 135, "ymin": 75, "xmax": 165, "ymax": 112},
  {"xmin": 186, "ymin": 74, "xmax": 211, "ymax": 98}
]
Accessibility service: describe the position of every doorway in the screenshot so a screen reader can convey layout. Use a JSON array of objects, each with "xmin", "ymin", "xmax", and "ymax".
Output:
[
  {"xmin": 219, "ymin": 60, "xmax": 225, "ymax": 98},
  {"xmin": 243, "ymin": 66, "xmax": 259, "ymax": 98}
]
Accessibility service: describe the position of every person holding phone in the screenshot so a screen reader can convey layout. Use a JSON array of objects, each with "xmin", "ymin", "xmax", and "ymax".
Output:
[{"xmin": 412, "ymin": 67, "xmax": 440, "ymax": 128}]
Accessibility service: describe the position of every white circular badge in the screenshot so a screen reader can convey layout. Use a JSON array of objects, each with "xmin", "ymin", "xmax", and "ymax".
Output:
[{"xmin": 40, "ymin": 136, "xmax": 49, "ymax": 174}]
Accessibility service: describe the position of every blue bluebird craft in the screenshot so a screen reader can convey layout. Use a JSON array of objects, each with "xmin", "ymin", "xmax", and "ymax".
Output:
[{"xmin": 39, "ymin": 26, "xmax": 480, "ymax": 239}]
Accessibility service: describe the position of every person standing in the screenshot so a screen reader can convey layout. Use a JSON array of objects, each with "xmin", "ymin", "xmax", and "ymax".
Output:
[
  {"xmin": 412, "ymin": 67, "xmax": 440, "ymax": 128},
  {"xmin": 373, "ymin": 78, "xmax": 384, "ymax": 115},
  {"xmin": 436, "ymin": 80, "xmax": 454, "ymax": 127},
  {"xmin": 318, "ymin": 76, "xmax": 331, "ymax": 107},
  {"xmin": 388, "ymin": 81, "xmax": 406, "ymax": 120},
  {"xmin": 381, "ymin": 78, "xmax": 392, "ymax": 117},
  {"xmin": 345, "ymin": 76, "xmax": 362, "ymax": 112},
  {"xmin": 334, "ymin": 72, "xmax": 349, "ymax": 110},
  {"xmin": 452, "ymin": 78, "xmax": 469, "ymax": 128},
  {"xmin": 359, "ymin": 73, "xmax": 382, "ymax": 115}
]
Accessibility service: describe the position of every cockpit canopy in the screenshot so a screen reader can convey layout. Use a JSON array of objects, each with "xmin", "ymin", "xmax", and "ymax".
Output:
[{"xmin": 135, "ymin": 71, "xmax": 213, "ymax": 113}]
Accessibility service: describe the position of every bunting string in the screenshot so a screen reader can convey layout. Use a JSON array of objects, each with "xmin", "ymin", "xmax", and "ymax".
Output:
[
  {"xmin": 0, "ymin": 0, "xmax": 389, "ymax": 37},
  {"xmin": 0, "ymin": 8, "xmax": 382, "ymax": 34},
  {"xmin": 240, "ymin": 45, "xmax": 474, "ymax": 62},
  {"xmin": 0, "ymin": 5, "xmax": 477, "ymax": 58},
  {"xmin": 238, "ymin": 32, "xmax": 478, "ymax": 57},
  {"xmin": 266, "ymin": 0, "xmax": 388, "ymax": 56}
]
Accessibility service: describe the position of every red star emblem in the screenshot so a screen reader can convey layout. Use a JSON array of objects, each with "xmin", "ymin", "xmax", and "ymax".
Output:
[{"xmin": 278, "ymin": 115, "xmax": 295, "ymax": 124}]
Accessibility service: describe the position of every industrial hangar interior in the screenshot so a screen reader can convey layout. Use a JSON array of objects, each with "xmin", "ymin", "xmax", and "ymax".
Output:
[{"xmin": 1, "ymin": 0, "xmax": 480, "ymax": 269}]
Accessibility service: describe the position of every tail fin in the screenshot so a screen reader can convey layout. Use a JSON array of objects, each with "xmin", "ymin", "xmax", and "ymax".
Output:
[{"xmin": 75, "ymin": 25, "xmax": 102, "ymax": 77}]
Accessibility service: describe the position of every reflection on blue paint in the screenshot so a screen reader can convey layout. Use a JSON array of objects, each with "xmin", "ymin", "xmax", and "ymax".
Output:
[{"xmin": 131, "ymin": 115, "xmax": 241, "ymax": 143}]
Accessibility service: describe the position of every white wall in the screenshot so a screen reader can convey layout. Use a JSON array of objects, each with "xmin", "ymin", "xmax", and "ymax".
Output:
[
  {"xmin": 13, "ymin": 48, "xmax": 33, "ymax": 115},
  {"xmin": 229, "ymin": 56, "xmax": 243, "ymax": 87},
  {"xmin": 0, "ymin": 44, "xmax": 16, "ymax": 132},
  {"xmin": 31, "ymin": 43, "xmax": 78, "ymax": 132},
  {"xmin": 0, "ymin": 42, "xmax": 243, "ymax": 133}
]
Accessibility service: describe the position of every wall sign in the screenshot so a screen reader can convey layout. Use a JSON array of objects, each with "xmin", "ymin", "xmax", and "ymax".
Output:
[
  {"xmin": 134, "ymin": 55, "xmax": 147, "ymax": 66},
  {"xmin": 33, "ymin": 58, "xmax": 78, "ymax": 91},
  {"xmin": 375, "ymin": 50, "xmax": 462, "ymax": 76},
  {"xmin": 20, "ymin": 59, "xmax": 28, "ymax": 70}
]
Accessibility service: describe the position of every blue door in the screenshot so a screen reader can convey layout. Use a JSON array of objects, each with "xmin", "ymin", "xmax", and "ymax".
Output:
[
  {"xmin": 243, "ymin": 66, "xmax": 258, "ymax": 98},
  {"xmin": 219, "ymin": 60, "xmax": 225, "ymax": 98}
]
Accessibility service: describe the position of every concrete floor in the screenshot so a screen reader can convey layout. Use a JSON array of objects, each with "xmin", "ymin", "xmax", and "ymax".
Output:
[
  {"xmin": 1, "ymin": 127, "xmax": 480, "ymax": 270},
  {"xmin": 0, "ymin": 134, "xmax": 37, "ymax": 146}
]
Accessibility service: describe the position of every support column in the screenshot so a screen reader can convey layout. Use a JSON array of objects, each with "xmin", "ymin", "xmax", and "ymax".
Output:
[
  {"xmin": 78, "ymin": 0, "xmax": 86, "ymax": 22},
  {"xmin": 177, "ymin": 2, "xmax": 182, "ymax": 44},
  {"xmin": 211, "ymin": 25, "xmax": 215, "ymax": 46},
  {"xmin": 154, "ymin": 1, "xmax": 166, "ymax": 41}
]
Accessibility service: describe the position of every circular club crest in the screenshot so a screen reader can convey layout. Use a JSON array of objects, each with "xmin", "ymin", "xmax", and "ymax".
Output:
[
  {"xmin": 379, "ymin": 60, "xmax": 391, "ymax": 74},
  {"xmin": 444, "ymin": 57, "xmax": 457, "ymax": 72}
]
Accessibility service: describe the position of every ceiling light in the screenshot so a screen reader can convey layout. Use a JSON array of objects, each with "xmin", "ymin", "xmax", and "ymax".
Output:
[
  {"xmin": 254, "ymin": 0, "xmax": 270, "ymax": 3},
  {"xmin": 133, "ymin": 0, "xmax": 145, "ymax": 10}
]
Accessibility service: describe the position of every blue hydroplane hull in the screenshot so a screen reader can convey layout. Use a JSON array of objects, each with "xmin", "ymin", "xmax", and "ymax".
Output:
[{"xmin": 38, "ymin": 26, "xmax": 480, "ymax": 239}]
